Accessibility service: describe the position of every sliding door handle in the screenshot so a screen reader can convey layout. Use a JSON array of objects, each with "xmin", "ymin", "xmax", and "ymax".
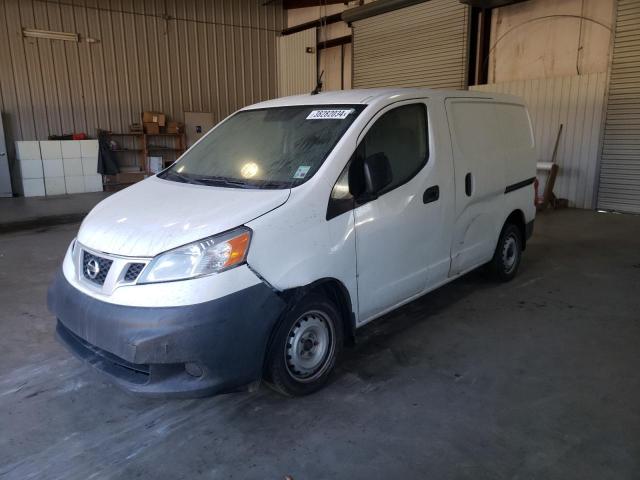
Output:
[
  {"xmin": 465, "ymin": 172, "xmax": 473, "ymax": 196},
  {"xmin": 423, "ymin": 185, "xmax": 439, "ymax": 204}
]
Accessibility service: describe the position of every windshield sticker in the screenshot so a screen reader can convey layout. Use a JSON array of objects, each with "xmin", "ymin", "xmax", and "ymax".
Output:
[
  {"xmin": 293, "ymin": 166, "xmax": 311, "ymax": 179},
  {"xmin": 306, "ymin": 109, "xmax": 353, "ymax": 120}
]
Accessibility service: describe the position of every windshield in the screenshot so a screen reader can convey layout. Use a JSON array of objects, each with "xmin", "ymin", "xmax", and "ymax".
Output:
[{"xmin": 159, "ymin": 104, "xmax": 365, "ymax": 189}]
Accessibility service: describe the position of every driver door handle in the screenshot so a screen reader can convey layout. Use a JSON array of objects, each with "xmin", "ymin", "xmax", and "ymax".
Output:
[{"xmin": 423, "ymin": 185, "xmax": 439, "ymax": 204}]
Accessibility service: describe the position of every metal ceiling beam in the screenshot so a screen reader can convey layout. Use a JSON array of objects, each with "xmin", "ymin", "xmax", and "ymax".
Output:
[
  {"xmin": 459, "ymin": 0, "xmax": 530, "ymax": 9},
  {"xmin": 281, "ymin": 12, "xmax": 344, "ymax": 35},
  {"xmin": 342, "ymin": 0, "xmax": 427, "ymax": 24},
  {"xmin": 282, "ymin": 0, "xmax": 348, "ymax": 9},
  {"xmin": 317, "ymin": 34, "xmax": 352, "ymax": 50},
  {"xmin": 339, "ymin": 0, "xmax": 531, "ymax": 26}
]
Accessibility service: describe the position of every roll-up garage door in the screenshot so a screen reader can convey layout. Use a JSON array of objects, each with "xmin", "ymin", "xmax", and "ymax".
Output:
[
  {"xmin": 352, "ymin": 0, "xmax": 469, "ymax": 89},
  {"xmin": 597, "ymin": 0, "xmax": 640, "ymax": 213}
]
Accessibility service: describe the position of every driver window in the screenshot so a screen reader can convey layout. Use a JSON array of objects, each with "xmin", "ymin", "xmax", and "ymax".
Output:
[
  {"xmin": 326, "ymin": 103, "xmax": 429, "ymax": 221},
  {"xmin": 361, "ymin": 103, "xmax": 429, "ymax": 193}
]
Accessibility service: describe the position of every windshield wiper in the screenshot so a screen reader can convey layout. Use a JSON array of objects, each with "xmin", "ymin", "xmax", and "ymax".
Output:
[
  {"xmin": 192, "ymin": 176, "xmax": 253, "ymax": 188},
  {"xmin": 255, "ymin": 181, "xmax": 291, "ymax": 189},
  {"xmin": 161, "ymin": 170, "xmax": 213, "ymax": 187},
  {"xmin": 162, "ymin": 171, "xmax": 288, "ymax": 189},
  {"xmin": 204, "ymin": 178, "xmax": 291, "ymax": 189},
  {"xmin": 159, "ymin": 170, "xmax": 188, "ymax": 183}
]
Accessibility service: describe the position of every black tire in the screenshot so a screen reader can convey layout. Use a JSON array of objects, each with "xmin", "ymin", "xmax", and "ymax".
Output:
[
  {"xmin": 265, "ymin": 293, "xmax": 344, "ymax": 396},
  {"xmin": 489, "ymin": 223, "xmax": 523, "ymax": 282}
]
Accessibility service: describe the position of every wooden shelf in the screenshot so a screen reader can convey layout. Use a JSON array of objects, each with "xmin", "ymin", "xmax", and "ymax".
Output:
[
  {"xmin": 144, "ymin": 133, "xmax": 186, "ymax": 174},
  {"xmin": 102, "ymin": 130, "xmax": 145, "ymax": 175},
  {"xmin": 145, "ymin": 132, "xmax": 184, "ymax": 137},
  {"xmin": 101, "ymin": 130, "xmax": 186, "ymax": 180}
]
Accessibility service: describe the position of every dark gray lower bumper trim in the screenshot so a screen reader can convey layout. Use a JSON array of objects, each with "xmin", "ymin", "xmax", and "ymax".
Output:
[{"xmin": 48, "ymin": 269, "xmax": 287, "ymax": 397}]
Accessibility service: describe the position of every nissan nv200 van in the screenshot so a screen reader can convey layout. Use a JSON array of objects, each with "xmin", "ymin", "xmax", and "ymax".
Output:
[{"xmin": 48, "ymin": 88, "xmax": 536, "ymax": 397}]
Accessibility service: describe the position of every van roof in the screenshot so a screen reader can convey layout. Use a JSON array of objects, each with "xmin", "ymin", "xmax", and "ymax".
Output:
[{"xmin": 244, "ymin": 87, "xmax": 524, "ymax": 110}]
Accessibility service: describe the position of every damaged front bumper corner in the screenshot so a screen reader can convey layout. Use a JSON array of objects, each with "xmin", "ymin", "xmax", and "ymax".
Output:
[{"xmin": 47, "ymin": 269, "xmax": 287, "ymax": 398}]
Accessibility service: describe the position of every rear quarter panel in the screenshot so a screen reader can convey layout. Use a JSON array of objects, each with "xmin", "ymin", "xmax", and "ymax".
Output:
[{"xmin": 496, "ymin": 101, "xmax": 537, "ymax": 224}]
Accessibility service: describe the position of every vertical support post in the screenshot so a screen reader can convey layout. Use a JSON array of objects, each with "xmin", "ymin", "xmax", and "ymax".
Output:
[{"xmin": 477, "ymin": 8, "xmax": 492, "ymax": 85}]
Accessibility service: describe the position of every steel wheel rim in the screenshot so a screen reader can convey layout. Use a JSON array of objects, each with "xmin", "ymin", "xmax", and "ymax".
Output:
[
  {"xmin": 502, "ymin": 234, "xmax": 519, "ymax": 274},
  {"xmin": 285, "ymin": 310, "xmax": 335, "ymax": 383}
]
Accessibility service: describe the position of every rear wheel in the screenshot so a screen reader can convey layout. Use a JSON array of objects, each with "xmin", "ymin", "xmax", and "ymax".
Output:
[
  {"xmin": 265, "ymin": 293, "xmax": 343, "ymax": 396},
  {"xmin": 490, "ymin": 223, "xmax": 523, "ymax": 282}
]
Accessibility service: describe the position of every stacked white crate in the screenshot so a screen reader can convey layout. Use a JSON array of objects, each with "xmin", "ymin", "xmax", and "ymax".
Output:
[
  {"xmin": 15, "ymin": 139, "xmax": 102, "ymax": 197},
  {"xmin": 16, "ymin": 141, "xmax": 45, "ymax": 197},
  {"xmin": 40, "ymin": 141, "xmax": 66, "ymax": 195},
  {"xmin": 80, "ymin": 140, "xmax": 102, "ymax": 192},
  {"xmin": 61, "ymin": 140, "xmax": 84, "ymax": 193}
]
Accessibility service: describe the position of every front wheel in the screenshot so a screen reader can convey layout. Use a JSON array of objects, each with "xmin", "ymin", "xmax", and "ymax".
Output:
[
  {"xmin": 265, "ymin": 293, "xmax": 343, "ymax": 396},
  {"xmin": 489, "ymin": 223, "xmax": 523, "ymax": 282}
]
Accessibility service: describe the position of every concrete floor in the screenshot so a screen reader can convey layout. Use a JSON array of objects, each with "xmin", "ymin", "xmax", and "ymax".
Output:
[
  {"xmin": 0, "ymin": 209, "xmax": 638, "ymax": 479},
  {"xmin": 0, "ymin": 192, "xmax": 111, "ymax": 232}
]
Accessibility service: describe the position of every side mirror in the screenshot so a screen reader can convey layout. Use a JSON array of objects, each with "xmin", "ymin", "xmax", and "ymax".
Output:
[{"xmin": 363, "ymin": 152, "xmax": 392, "ymax": 196}]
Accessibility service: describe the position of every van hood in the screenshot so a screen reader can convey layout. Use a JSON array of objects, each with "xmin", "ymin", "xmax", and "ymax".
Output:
[{"xmin": 77, "ymin": 176, "xmax": 290, "ymax": 257}]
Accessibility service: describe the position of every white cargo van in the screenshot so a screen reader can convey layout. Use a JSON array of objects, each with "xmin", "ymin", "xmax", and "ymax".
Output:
[{"xmin": 48, "ymin": 88, "xmax": 536, "ymax": 397}]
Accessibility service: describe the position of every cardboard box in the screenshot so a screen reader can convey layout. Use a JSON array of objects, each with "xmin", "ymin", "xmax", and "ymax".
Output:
[
  {"xmin": 166, "ymin": 121, "xmax": 184, "ymax": 134},
  {"xmin": 144, "ymin": 122, "xmax": 160, "ymax": 135},
  {"xmin": 142, "ymin": 111, "xmax": 166, "ymax": 127},
  {"xmin": 116, "ymin": 172, "xmax": 146, "ymax": 184},
  {"xmin": 103, "ymin": 183, "xmax": 122, "ymax": 192},
  {"xmin": 103, "ymin": 174, "xmax": 118, "ymax": 185}
]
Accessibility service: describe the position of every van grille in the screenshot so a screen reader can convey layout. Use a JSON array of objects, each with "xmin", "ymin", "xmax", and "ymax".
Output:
[
  {"xmin": 57, "ymin": 322, "xmax": 150, "ymax": 385},
  {"xmin": 82, "ymin": 251, "xmax": 113, "ymax": 286},
  {"xmin": 124, "ymin": 263, "xmax": 145, "ymax": 282}
]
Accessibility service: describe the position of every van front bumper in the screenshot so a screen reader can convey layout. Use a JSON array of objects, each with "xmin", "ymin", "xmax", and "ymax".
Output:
[{"xmin": 47, "ymin": 269, "xmax": 287, "ymax": 398}]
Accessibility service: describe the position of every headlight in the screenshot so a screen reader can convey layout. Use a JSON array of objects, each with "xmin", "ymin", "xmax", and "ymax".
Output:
[{"xmin": 138, "ymin": 227, "xmax": 252, "ymax": 284}]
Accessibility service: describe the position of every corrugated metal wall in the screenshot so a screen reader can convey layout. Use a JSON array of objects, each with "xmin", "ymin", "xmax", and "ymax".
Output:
[
  {"xmin": 318, "ymin": 43, "xmax": 352, "ymax": 92},
  {"xmin": 472, "ymin": 72, "xmax": 608, "ymax": 209},
  {"xmin": 597, "ymin": 0, "xmax": 640, "ymax": 214},
  {"xmin": 0, "ymin": 0, "xmax": 283, "ymax": 160},
  {"xmin": 277, "ymin": 28, "xmax": 316, "ymax": 96},
  {"xmin": 352, "ymin": 0, "xmax": 469, "ymax": 89}
]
